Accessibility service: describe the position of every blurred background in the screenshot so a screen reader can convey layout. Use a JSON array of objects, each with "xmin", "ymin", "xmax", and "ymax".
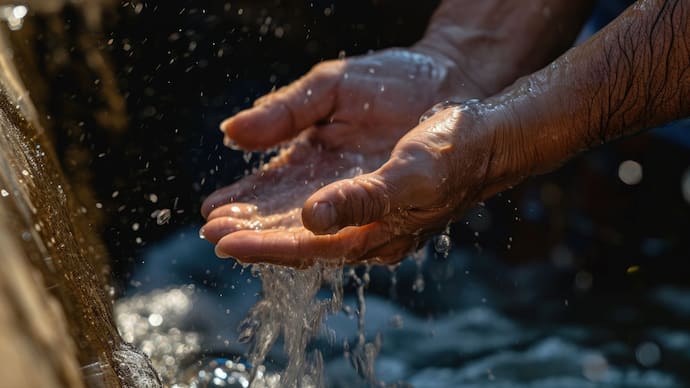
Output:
[{"xmin": 7, "ymin": 0, "xmax": 690, "ymax": 386}]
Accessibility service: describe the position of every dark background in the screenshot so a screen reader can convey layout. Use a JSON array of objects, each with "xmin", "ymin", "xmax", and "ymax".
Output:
[
  {"xmin": 22, "ymin": 0, "xmax": 690, "ymax": 384},
  {"xmin": 31, "ymin": 0, "xmax": 688, "ymax": 307},
  {"xmin": 101, "ymin": 0, "xmax": 440, "ymax": 282}
]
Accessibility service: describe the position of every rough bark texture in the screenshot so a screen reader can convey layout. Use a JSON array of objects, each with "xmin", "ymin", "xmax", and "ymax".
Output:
[
  {"xmin": 0, "ymin": 25, "xmax": 159, "ymax": 387},
  {"xmin": 0, "ymin": 223, "xmax": 84, "ymax": 388}
]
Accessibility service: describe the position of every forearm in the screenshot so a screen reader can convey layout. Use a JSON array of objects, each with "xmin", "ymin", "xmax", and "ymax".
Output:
[
  {"xmin": 414, "ymin": 0, "xmax": 595, "ymax": 94},
  {"xmin": 484, "ymin": 0, "xmax": 690, "ymax": 186}
]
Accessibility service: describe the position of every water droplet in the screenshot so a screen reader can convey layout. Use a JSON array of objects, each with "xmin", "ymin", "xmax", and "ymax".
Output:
[
  {"xmin": 156, "ymin": 208, "xmax": 171, "ymax": 225},
  {"xmin": 419, "ymin": 100, "xmax": 463, "ymax": 123},
  {"xmin": 0, "ymin": 189, "xmax": 8, "ymax": 197},
  {"xmin": 306, "ymin": 89, "xmax": 312, "ymax": 96},
  {"xmin": 618, "ymin": 160, "xmax": 643, "ymax": 185},
  {"xmin": 147, "ymin": 313, "xmax": 163, "ymax": 327},
  {"xmin": 433, "ymin": 234, "xmax": 451, "ymax": 257},
  {"xmin": 1, "ymin": 5, "xmax": 27, "ymax": 30},
  {"xmin": 635, "ymin": 341, "xmax": 661, "ymax": 367},
  {"xmin": 12, "ymin": 5, "xmax": 27, "ymax": 19},
  {"xmin": 223, "ymin": 136, "xmax": 242, "ymax": 150}
]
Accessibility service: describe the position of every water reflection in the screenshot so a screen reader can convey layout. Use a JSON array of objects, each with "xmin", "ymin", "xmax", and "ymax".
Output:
[{"xmin": 115, "ymin": 286, "xmax": 200, "ymax": 385}]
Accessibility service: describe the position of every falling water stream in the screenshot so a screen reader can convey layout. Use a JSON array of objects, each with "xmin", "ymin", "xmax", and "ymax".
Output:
[
  {"xmin": 116, "ymin": 262, "xmax": 392, "ymax": 387},
  {"xmin": 238, "ymin": 264, "xmax": 343, "ymax": 387}
]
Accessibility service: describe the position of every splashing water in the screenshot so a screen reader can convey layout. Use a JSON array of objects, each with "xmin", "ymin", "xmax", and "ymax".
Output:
[
  {"xmin": 0, "ymin": 5, "xmax": 28, "ymax": 31},
  {"xmin": 419, "ymin": 100, "xmax": 479, "ymax": 123},
  {"xmin": 239, "ymin": 263, "xmax": 343, "ymax": 387},
  {"xmin": 433, "ymin": 234, "xmax": 452, "ymax": 258},
  {"xmin": 343, "ymin": 267, "xmax": 385, "ymax": 386}
]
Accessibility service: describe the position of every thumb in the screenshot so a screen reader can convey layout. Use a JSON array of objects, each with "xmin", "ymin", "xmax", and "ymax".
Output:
[
  {"xmin": 302, "ymin": 159, "xmax": 414, "ymax": 235},
  {"xmin": 221, "ymin": 61, "xmax": 343, "ymax": 150}
]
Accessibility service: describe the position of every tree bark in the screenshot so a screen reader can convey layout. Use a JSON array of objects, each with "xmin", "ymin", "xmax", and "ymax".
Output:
[{"xmin": 0, "ymin": 25, "xmax": 159, "ymax": 387}]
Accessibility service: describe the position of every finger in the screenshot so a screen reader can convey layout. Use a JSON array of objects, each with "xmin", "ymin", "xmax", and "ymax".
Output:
[
  {"xmin": 204, "ymin": 169, "xmax": 328, "ymax": 219},
  {"xmin": 205, "ymin": 203, "xmax": 258, "ymax": 221},
  {"xmin": 201, "ymin": 175, "xmax": 263, "ymax": 218},
  {"xmin": 214, "ymin": 223, "xmax": 390, "ymax": 266},
  {"xmin": 208, "ymin": 205, "xmax": 301, "ymax": 225},
  {"xmin": 201, "ymin": 216, "xmax": 263, "ymax": 244},
  {"xmin": 299, "ymin": 155, "xmax": 409, "ymax": 235},
  {"xmin": 220, "ymin": 62, "xmax": 343, "ymax": 150},
  {"xmin": 201, "ymin": 141, "xmax": 335, "ymax": 218},
  {"xmin": 302, "ymin": 137, "xmax": 442, "ymax": 235},
  {"xmin": 201, "ymin": 209, "xmax": 302, "ymax": 244}
]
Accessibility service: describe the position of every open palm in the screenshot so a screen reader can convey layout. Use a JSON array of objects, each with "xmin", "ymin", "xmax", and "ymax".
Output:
[{"xmin": 201, "ymin": 48, "xmax": 486, "ymax": 267}]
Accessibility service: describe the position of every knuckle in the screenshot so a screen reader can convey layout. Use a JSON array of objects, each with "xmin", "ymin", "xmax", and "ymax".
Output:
[{"xmin": 347, "ymin": 177, "xmax": 389, "ymax": 224}]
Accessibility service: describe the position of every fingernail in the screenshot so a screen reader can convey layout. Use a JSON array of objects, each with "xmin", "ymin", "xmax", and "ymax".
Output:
[
  {"xmin": 198, "ymin": 227, "xmax": 206, "ymax": 240},
  {"xmin": 214, "ymin": 246, "xmax": 232, "ymax": 259},
  {"xmin": 311, "ymin": 201, "xmax": 337, "ymax": 233},
  {"xmin": 219, "ymin": 118, "xmax": 232, "ymax": 132},
  {"xmin": 223, "ymin": 136, "xmax": 241, "ymax": 150}
]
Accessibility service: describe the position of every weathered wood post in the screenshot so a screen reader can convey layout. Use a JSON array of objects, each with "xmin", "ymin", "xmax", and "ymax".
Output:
[{"xmin": 0, "ymin": 20, "xmax": 160, "ymax": 388}]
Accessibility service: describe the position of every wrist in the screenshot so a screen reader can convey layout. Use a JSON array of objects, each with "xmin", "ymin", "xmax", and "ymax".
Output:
[
  {"xmin": 435, "ymin": 92, "xmax": 572, "ymax": 206},
  {"xmin": 414, "ymin": 0, "xmax": 594, "ymax": 96},
  {"xmin": 424, "ymin": 100, "xmax": 521, "ymax": 211},
  {"xmin": 413, "ymin": 27, "xmax": 517, "ymax": 96},
  {"xmin": 405, "ymin": 42, "xmax": 491, "ymax": 102},
  {"xmin": 478, "ymin": 76, "xmax": 590, "ymax": 192}
]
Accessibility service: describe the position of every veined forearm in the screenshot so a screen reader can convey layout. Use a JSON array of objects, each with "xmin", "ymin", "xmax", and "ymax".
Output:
[
  {"xmin": 486, "ymin": 0, "xmax": 690, "ymax": 183},
  {"xmin": 415, "ymin": 0, "xmax": 595, "ymax": 94}
]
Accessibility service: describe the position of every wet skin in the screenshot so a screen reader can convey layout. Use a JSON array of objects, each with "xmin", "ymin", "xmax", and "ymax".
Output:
[
  {"xmin": 200, "ymin": 48, "xmax": 487, "ymax": 267},
  {"xmin": 202, "ymin": 0, "xmax": 690, "ymax": 268}
]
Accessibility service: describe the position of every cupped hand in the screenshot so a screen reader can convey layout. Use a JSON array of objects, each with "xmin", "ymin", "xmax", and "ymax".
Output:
[
  {"xmin": 202, "ymin": 102, "xmax": 505, "ymax": 267},
  {"xmin": 201, "ymin": 48, "xmax": 489, "ymax": 267}
]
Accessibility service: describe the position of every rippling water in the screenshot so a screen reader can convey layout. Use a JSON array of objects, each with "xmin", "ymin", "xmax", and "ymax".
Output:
[{"xmin": 118, "ymin": 243, "xmax": 690, "ymax": 387}]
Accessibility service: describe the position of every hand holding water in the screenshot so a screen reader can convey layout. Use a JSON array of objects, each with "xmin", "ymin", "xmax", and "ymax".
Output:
[
  {"xmin": 202, "ymin": 101, "xmax": 502, "ymax": 267},
  {"xmin": 200, "ymin": 47, "xmax": 487, "ymax": 266},
  {"xmin": 199, "ymin": 0, "xmax": 685, "ymax": 268}
]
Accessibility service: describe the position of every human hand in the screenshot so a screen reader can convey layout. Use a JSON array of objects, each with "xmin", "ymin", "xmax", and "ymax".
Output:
[
  {"xmin": 200, "ymin": 47, "xmax": 487, "ymax": 265},
  {"xmin": 200, "ymin": 0, "xmax": 607, "ymax": 268},
  {"xmin": 210, "ymin": 47, "xmax": 480, "ymax": 154},
  {"xmin": 202, "ymin": 101, "xmax": 505, "ymax": 267}
]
